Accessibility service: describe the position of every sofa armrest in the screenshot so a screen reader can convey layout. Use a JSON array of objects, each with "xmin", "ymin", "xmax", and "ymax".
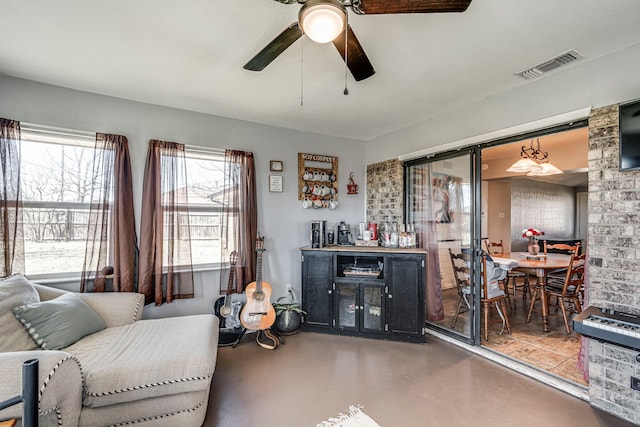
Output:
[
  {"xmin": 32, "ymin": 284, "xmax": 144, "ymax": 327},
  {"xmin": 0, "ymin": 350, "xmax": 83, "ymax": 427},
  {"xmin": 78, "ymin": 292, "xmax": 144, "ymax": 327}
]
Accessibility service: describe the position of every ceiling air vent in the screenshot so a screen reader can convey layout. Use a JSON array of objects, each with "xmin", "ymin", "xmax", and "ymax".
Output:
[{"xmin": 515, "ymin": 50, "xmax": 584, "ymax": 80}]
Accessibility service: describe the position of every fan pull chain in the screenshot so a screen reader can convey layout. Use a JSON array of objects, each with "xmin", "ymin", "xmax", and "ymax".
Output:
[
  {"xmin": 343, "ymin": 19, "xmax": 349, "ymax": 96},
  {"xmin": 300, "ymin": 36, "xmax": 304, "ymax": 107}
]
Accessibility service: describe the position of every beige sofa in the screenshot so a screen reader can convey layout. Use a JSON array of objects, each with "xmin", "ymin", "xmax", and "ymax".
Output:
[{"xmin": 0, "ymin": 275, "xmax": 219, "ymax": 426}]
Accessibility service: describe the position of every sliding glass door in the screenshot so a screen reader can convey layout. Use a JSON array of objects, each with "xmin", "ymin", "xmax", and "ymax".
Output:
[{"xmin": 405, "ymin": 150, "xmax": 480, "ymax": 344}]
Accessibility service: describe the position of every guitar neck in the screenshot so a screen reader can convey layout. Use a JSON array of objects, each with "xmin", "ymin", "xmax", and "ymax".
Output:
[
  {"xmin": 255, "ymin": 251, "xmax": 263, "ymax": 294},
  {"xmin": 223, "ymin": 251, "xmax": 238, "ymax": 308},
  {"xmin": 223, "ymin": 269, "xmax": 235, "ymax": 307}
]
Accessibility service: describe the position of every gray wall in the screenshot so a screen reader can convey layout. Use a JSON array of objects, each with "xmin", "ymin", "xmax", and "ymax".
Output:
[
  {"xmin": 510, "ymin": 179, "xmax": 576, "ymax": 252},
  {"xmin": 0, "ymin": 75, "xmax": 368, "ymax": 318}
]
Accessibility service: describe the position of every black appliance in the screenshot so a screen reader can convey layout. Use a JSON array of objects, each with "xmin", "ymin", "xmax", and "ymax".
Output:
[
  {"xmin": 337, "ymin": 221, "xmax": 352, "ymax": 246},
  {"xmin": 310, "ymin": 220, "xmax": 327, "ymax": 248},
  {"xmin": 619, "ymin": 99, "xmax": 640, "ymax": 171}
]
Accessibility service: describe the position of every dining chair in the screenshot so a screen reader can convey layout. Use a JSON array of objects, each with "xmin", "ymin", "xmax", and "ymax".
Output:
[
  {"xmin": 544, "ymin": 252, "xmax": 586, "ymax": 334},
  {"xmin": 481, "ymin": 254, "xmax": 512, "ymax": 341},
  {"xmin": 527, "ymin": 242, "xmax": 580, "ymax": 323},
  {"xmin": 484, "ymin": 239, "xmax": 530, "ymax": 309},
  {"xmin": 543, "ymin": 241, "xmax": 581, "ymax": 279},
  {"xmin": 448, "ymin": 248, "xmax": 472, "ymax": 329},
  {"xmin": 543, "ymin": 241, "xmax": 581, "ymax": 256}
]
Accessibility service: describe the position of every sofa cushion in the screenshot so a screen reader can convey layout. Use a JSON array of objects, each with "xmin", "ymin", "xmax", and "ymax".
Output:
[
  {"xmin": 65, "ymin": 314, "xmax": 218, "ymax": 408},
  {"xmin": 0, "ymin": 274, "xmax": 40, "ymax": 352},
  {"xmin": 12, "ymin": 292, "xmax": 107, "ymax": 350}
]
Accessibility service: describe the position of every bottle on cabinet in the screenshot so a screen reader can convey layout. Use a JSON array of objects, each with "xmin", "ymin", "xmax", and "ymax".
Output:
[
  {"xmin": 407, "ymin": 224, "xmax": 416, "ymax": 248},
  {"xmin": 398, "ymin": 224, "xmax": 408, "ymax": 249},
  {"xmin": 389, "ymin": 222, "xmax": 399, "ymax": 248}
]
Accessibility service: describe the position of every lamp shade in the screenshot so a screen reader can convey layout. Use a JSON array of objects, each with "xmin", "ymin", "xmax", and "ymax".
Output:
[
  {"xmin": 506, "ymin": 158, "xmax": 542, "ymax": 173},
  {"xmin": 299, "ymin": 0, "xmax": 346, "ymax": 44},
  {"xmin": 527, "ymin": 162, "xmax": 564, "ymax": 176}
]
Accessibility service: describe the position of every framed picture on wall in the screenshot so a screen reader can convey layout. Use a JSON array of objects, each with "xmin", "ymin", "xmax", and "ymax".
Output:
[
  {"xmin": 269, "ymin": 175, "xmax": 283, "ymax": 192},
  {"xmin": 270, "ymin": 160, "xmax": 283, "ymax": 172}
]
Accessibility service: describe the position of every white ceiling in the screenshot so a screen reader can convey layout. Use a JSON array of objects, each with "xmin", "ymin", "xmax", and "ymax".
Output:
[{"xmin": 1, "ymin": 0, "xmax": 640, "ymax": 141}]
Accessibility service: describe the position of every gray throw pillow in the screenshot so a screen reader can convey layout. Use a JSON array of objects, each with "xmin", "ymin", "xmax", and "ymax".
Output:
[
  {"xmin": 13, "ymin": 293, "xmax": 107, "ymax": 350},
  {"xmin": 0, "ymin": 274, "xmax": 41, "ymax": 352}
]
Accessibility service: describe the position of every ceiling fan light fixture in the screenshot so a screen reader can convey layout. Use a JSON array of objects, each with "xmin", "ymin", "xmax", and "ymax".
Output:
[{"xmin": 299, "ymin": 0, "xmax": 346, "ymax": 44}]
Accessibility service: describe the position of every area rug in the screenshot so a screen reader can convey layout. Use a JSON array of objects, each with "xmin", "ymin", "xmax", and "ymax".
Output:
[{"xmin": 316, "ymin": 405, "xmax": 380, "ymax": 427}]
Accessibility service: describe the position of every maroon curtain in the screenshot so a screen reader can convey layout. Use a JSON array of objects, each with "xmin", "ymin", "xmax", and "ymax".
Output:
[
  {"xmin": 219, "ymin": 150, "xmax": 257, "ymax": 293},
  {"xmin": 80, "ymin": 133, "xmax": 137, "ymax": 293},
  {"xmin": 139, "ymin": 140, "xmax": 194, "ymax": 305},
  {"xmin": 0, "ymin": 118, "xmax": 24, "ymax": 276}
]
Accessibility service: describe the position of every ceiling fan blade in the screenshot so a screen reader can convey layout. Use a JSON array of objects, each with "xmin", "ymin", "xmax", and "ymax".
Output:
[
  {"xmin": 332, "ymin": 25, "xmax": 375, "ymax": 82},
  {"xmin": 356, "ymin": 0, "xmax": 472, "ymax": 14},
  {"xmin": 244, "ymin": 22, "xmax": 303, "ymax": 71}
]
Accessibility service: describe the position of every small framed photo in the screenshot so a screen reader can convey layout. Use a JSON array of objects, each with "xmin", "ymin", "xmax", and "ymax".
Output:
[
  {"xmin": 270, "ymin": 160, "xmax": 283, "ymax": 172},
  {"xmin": 269, "ymin": 175, "xmax": 283, "ymax": 192}
]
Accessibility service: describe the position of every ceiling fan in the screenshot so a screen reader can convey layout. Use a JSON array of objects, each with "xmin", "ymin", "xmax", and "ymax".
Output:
[{"xmin": 243, "ymin": 0, "xmax": 472, "ymax": 81}]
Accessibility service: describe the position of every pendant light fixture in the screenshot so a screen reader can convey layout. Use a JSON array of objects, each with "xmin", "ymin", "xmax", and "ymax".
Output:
[
  {"xmin": 527, "ymin": 162, "xmax": 564, "ymax": 176},
  {"xmin": 505, "ymin": 138, "xmax": 563, "ymax": 175}
]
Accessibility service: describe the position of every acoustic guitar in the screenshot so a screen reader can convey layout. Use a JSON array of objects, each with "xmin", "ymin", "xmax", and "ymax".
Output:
[
  {"xmin": 214, "ymin": 251, "xmax": 242, "ymax": 328},
  {"xmin": 240, "ymin": 234, "xmax": 276, "ymax": 331},
  {"xmin": 214, "ymin": 251, "xmax": 245, "ymax": 346}
]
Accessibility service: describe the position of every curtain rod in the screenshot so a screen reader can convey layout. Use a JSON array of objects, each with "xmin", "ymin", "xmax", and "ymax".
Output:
[
  {"xmin": 21, "ymin": 122, "xmax": 95, "ymax": 139},
  {"xmin": 183, "ymin": 144, "xmax": 226, "ymax": 155},
  {"xmin": 22, "ymin": 123, "xmax": 227, "ymax": 155}
]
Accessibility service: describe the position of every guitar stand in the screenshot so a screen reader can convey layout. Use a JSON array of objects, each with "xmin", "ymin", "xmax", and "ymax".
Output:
[
  {"xmin": 255, "ymin": 328, "xmax": 286, "ymax": 350},
  {"xmin": 231, "ymin": 328, "xmax": 248, "ymax": 348},
  {"xmin": 271, "ymin": 328, "xmax": 286, "ymax": 346},
  {"xmin": 223, "ymin": 328, "xmax": 285, "ymax": 350}
]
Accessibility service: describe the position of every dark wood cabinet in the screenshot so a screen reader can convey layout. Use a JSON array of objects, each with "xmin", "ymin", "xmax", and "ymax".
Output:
[
  {"xmin": 301, "ymin": 247, "xmax": 426, "ymax": 343},
  {"xmin": 334, "ymin": 281, "xmax": 385, "ymax": 334},
  {"xmin": 301, "ymin": 251, "xmax": 333, "ymax": 328},
  {"xmin": 386, "ymin": 254, "xmax": 425, "ymax": 341}
]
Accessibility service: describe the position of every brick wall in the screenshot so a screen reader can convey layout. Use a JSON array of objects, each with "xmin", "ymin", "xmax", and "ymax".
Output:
[
  {"xmin": 366, "ymin": 159, "xmax": 404, "ymax": 223},
  {"xmin": 587, "ymin": 105, "xmax": 640, "ymax": 425}
]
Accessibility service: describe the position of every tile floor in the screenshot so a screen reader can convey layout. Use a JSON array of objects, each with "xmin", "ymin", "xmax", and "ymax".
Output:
[{"xmin": 432, "ymin": 286, "xmax": 587, "ymax": 387}]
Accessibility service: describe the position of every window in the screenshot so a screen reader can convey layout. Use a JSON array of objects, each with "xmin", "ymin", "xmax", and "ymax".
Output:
[
  {"xmin": 177, "ymin": 150, "xmax": 228, "ymax": 268},
  {"xmin": 19, "ymin": 127, "xmax": 106, "ymax": 278}
]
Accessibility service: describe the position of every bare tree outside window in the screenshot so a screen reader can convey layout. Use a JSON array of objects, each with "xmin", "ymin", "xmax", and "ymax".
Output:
[
  {"xmin": 20, "ymin": 139, "xmax": 105, "ymax": 276},
  {"xmin": 20, "ymin": 137, "xmax": 228, "ymax": 277}
]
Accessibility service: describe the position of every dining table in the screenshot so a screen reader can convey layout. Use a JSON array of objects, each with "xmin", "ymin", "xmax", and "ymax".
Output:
[{"xmin": 492, "ymin": 252, "xmax": 572, "ymax": 332}]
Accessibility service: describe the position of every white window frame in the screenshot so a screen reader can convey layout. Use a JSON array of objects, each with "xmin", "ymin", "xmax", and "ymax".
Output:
[
  {"xmin": 19, "ymin": 123, "xmax": 101, "ymax": 281},
  {"xmin": 163, "ymin": 146, "xmax": 228, "ymax": 271}
]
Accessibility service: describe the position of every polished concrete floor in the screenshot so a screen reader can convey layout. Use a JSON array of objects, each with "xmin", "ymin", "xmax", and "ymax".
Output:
[{"xmin": 204, "ymin": 332, "xmax": 633, "ymax": 427}]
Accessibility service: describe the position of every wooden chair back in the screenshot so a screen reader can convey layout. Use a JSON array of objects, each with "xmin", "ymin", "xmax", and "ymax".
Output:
[
  {"xmin": 481, "ymin": 255, "xmax": 489, "ymax": 301},
  {"xmin": 559, "ymin": 252, "xmax": 586, "ymax": 296},
  {"xmin": 448, "ymin": 248, "xmax": 470, "ymax": 297},
  {"xmin": 484, "ymin": 239, "xmax": 504, "ymax": 255},
  {"xmin": 543, "ymin": 241, "xmax": 580, "ymax": 256}
]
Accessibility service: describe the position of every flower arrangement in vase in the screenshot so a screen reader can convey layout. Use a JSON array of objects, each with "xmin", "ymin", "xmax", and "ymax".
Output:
[{"xmin": 522, "ymin": 227, "xmax": 544, "ymax": 255}]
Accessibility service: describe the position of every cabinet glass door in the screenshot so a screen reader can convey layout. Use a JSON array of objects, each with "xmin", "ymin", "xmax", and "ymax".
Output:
[
  {"xmin": 406, "ymin": 151, "xmax": 478, "ymax": 344},
  {"xmin": 335, "ymin": 283, "xmax": 358, "ymax": 330},
  {"xmin": 360, "ymin": 284, "xmax": 384, "ymax": 333}
]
